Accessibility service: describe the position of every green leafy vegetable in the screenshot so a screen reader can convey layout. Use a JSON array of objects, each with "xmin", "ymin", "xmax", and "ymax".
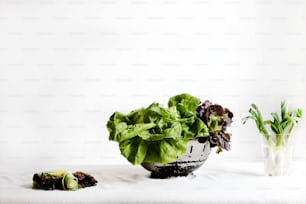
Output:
[
  {"xmin": 107, "ymin": 93, "xmax": 210, "ymax": 165},
  {"xmin": 197, "ymin": 101, "xmax": 233, "ymax": 153},
  {"xmin": 242, "ymin": 101, "xmax": 302, "ymax": 147},
  {"xmin": 168, "ymin": 93, "xmax": 200, "ymax": 118},
  {"xmin": 107, "ymin": 93, "xmax": 234, "ymax": 165}
]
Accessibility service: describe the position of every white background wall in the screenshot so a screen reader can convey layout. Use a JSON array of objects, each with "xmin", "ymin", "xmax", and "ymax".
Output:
[{"xmin": 0, "ymin": 0, "xmax": 305, "ymax": 167}]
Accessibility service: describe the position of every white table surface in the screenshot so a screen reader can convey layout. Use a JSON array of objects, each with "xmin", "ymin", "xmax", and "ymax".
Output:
[{"xmin": 0, "ymin": 161, "xmax": 306, "ymax": 204}]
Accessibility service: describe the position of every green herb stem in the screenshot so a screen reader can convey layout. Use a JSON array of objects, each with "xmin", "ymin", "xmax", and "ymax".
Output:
[
  {"xmin": 243, "ymin": 101, "xmax": 302, "ymax": 148},
  {"xmin": 275, "ymin": 133, "xmax": 284, "ymax": 147}
]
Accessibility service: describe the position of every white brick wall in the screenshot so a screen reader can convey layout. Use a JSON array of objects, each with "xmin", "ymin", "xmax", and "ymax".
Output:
[{"xmin": 0, "ymin": 0, "xmax": 305, "ymax": 166}]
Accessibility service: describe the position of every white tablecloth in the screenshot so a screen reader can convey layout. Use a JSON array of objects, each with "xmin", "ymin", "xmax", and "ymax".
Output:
[{"xmin": 0, "ymin": 161, "xmax": 305, "ymax": 204}]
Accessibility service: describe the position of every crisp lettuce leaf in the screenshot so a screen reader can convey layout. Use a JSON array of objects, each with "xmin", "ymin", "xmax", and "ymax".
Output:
[
  {"xmin": 119, "ymin": 137, "xmax": 148, "ymax": 165},
  {"xmin": 144, "ymin": 139, "xmax": 189, "ymax": 164},
  {"xmin": 194, "ymin": 117, "xmax": 210, "ymax": 137},
  {"xmin": 168, "ymin": 93, "xmax": 200, "ymax": 118},
  {"xmin": 126, "ymin": 108, "xmax": 146, "ymax": 124},
  {"xmin": 107, "ymin": 112, "xmax": 156, "ymax": 142},
  {"xmin": 138, "ymin": 122, "xmax": 182, "ymax": 141}
]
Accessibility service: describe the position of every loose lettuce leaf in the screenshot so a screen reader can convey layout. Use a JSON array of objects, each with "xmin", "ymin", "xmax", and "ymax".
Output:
[
  {"xmin": 181, "ymin": 117, "xmax": 209, "ymax": 140},
  {"xmin": 144, "ymin": 139, "xmax": 189, "ymax": 164},
  {"xmin": 138, "ymin": 122, "xmax": 182, "ymax": 141},
  {"xmin": 120, "ymin": 137, "xmax": 188, "ymax": 165},
  {"xmin": 207, "ymin": 115, "xmax": 224, "ymax": 133},
  {"xmin": 168, "ymin": 93, "xmax": 200, "ymax": 118},
  {"xmin": 126, "ymin": 108, "xmax": 146, "ymax": 124},
  {"xmin": 107, "ymin": 112, "xmax": 156, "ymax": 142},
  {"xmin": 119, "ymin": 137, "xmax": 149, "ymax": 165}
]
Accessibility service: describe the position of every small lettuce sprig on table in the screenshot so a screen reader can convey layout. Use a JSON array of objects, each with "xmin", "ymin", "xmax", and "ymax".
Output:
[
  {"xmin": 32, "ymin": 170, "xmax": 97, "ymax": 190},
  {"xmin": 242, "ymin": 101, "xmax": 302, "ymax": 147},
  {"xmin": 107, "ymin": 93, "xmax": 233, "ymax": 165}
]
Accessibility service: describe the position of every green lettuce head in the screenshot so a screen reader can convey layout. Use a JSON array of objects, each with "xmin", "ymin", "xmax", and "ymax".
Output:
[{"xmin": 106, "ymin": 93, "xmax": 210, "ymax": 165}]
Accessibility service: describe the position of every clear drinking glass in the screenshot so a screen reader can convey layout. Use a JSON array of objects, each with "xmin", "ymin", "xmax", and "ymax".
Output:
[{"xmin": 261, "ymin": 134, "xmax": 294, "ymax": 176}]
